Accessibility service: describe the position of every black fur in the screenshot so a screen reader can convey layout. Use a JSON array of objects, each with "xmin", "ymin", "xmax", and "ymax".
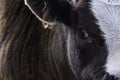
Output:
[{"xmin": 0, "ymin": 0, "xmax": 119, "ymax": 80}]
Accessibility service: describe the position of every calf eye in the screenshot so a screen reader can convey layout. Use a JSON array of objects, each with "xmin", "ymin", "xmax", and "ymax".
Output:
[
  {"xmin": 81, "ymin": 30, "xmax": 88, "ymax": 39},
  {"xmin": 77, "ymin": 28, "xmax": 88, "ymax": 39},
  {"xmin": 77, "ymin": 28, "xmax": 92, "ymax": 43}
]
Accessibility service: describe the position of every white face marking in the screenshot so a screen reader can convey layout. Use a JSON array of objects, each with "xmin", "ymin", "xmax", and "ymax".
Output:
[{"xmin": 90, "ymin": 0, "xmax": 120, "ymax": 78}]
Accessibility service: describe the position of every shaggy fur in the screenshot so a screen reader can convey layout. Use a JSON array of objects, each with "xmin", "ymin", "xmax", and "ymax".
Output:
[{"xmin": 0, "ymin": 0, "xmax": 119, "ymax": 80}]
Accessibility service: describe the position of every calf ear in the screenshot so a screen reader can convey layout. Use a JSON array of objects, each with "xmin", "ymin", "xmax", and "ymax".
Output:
[{"xmin": 24, "ymin": 0, "xmax": 73, "ymax": 27}]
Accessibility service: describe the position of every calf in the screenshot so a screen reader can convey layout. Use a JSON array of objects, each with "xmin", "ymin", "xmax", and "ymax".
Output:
[{"xmin": 0, "ymin": 0, "xmax": 120, "ymax": 80}]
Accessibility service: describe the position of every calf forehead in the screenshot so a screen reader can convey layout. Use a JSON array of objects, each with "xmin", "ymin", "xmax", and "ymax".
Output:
[{"xmin": 90, "ymin": 0, "xmax": 120, "ymax": 77}]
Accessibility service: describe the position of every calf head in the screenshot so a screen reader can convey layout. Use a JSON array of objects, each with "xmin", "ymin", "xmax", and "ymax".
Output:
[{"xmin": 24, "ymin": 0, "xmax": 120, "ymax": 80}]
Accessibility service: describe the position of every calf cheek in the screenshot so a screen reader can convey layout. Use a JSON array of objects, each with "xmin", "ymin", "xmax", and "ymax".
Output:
[{"xmin": 67, "ymin": 33, "xmax": 108, "ymax": 79}]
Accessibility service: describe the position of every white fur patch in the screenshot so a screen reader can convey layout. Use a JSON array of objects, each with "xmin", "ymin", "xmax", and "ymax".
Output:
[
  {"xmin": 100, "ymin": 0, "xmax": 120, "ymax": 5},
  {"xmin": 90, "ymin": 0, "xmax": 120, "ymax": 78}
]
